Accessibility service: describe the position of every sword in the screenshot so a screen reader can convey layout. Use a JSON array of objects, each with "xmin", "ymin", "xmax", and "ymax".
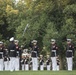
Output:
[{"xmin": 22, "ymin": 24, "xmax": 29, "ymax": 37}]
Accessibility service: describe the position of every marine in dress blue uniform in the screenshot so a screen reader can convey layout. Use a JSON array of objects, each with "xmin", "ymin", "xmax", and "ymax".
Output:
[
  {"xmin": 51, "ymin": 39, "xmax": 59, "ymax": 71},
  {"xmin": 66, "ymin": 39, "xmax": 74, "ymax": 71},
  {"xmin": 21, "ymin": 51, "xmax": 29, "ymax": 70},
  {"xmin": 8, "ymin": 37, "xmax": 17, "ymax": 71},
  {"xmin": 39, "ymin": 55, "xmax": 44, "ymax": 70},
  {"xmin": 0, "ymin": 41, "xmax": 4, "ymax": 71},
  {"xmin": 21, "ymin": 54, "xmax": 25, "ymax": 70},
  {"xmin": 57, "ymin": 58, "xmax": 60, "ymax": 71},
  {"xmin": 14, "ymin": 40, "xmax": 20, "ymax": 71},
  {"xmin": 31, "ymin": 40, "xmax": 39, "ymax": 71},
  {"xmin": 4, "ymin": 48, "xmax": 10, "ymax": 71},
  {"xmin": 46, "ymin": 55, "xmax": 51, "ymax": 70}
]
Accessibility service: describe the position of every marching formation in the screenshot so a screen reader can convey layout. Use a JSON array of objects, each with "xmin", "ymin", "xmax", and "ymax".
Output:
[{"xmin": 0, "ymin": 37, "xmax": 75, "ymax": 71}]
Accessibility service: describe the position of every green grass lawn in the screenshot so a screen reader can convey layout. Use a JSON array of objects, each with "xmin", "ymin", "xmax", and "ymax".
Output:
[{"xmin": 0, "ymin": 70, "xmax": 76, "ymax": 75}]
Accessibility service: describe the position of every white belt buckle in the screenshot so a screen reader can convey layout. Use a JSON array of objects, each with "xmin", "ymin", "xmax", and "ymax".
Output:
[
  {"xmin": 52, "ymin": 50, "xmax": 56, "ymax": 52},
  {"xmin": 67, "ymin": 50, "xmax": 72, "ymax": 52},
  {"xmin": 0, "ymin": 52, "xmax": 3, "ymax": 54},
  {"xmin": 10, "ymin": 50, "xmax": 14, "ymax": 52}
]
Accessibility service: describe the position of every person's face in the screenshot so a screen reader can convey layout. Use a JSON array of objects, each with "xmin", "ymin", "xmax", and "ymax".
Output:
[
  {"xmin": 67, "ymin": 41, "xmax": 71, "ymax": 44},
  {"xmin": 22, "ymin": 55, "xmax": 25, "ymax": 59},
  {"xmin": 33, "ymin": 42, "xmax": 37, "ymax": 45},
  {"xmin": 0, "ymin": 44, "xmax": 2, "ymax": 47},
  {"xmin": 15, "ymin": 42, "xmax": 18, "ymax": 45},
  {"xmin": 51, "ymin": 41, "xmax": 55, "ymax": 45},
  {"xmin": 47, "ymin": 55, "xmax": 49, "ymax": 58},
  {"xmin": 40, "ymin": 55, "xmax": 42, "ymax": 58}
]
